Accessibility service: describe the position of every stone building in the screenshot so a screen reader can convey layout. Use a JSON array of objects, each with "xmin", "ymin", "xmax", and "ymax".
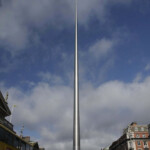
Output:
[{"xmin": 110, "ymin": 122, "xmax": 150, "ymax": 150}]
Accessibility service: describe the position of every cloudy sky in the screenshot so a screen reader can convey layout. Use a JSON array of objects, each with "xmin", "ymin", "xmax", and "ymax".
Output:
[{"xmin": 1, "ymin": 0, "xmax": 150, "ymax": 149}]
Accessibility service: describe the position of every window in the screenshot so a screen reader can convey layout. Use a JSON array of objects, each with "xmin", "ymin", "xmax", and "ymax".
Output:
[
  {"xmin": 129, "ymin": 141, "xmax": 133, "ymax": 148},
  {"xmin": 143, "ymin": 134, "xmax": 146, "ymax": 138},
  {"xmin": 141, "ymin": 127, "xmax": 144, "ymax": 131},
  {"xmin": 143, "ymin": 141, "xmax": 148, "ymax": 146},
  {"xmin": 137, "ymin": 141, "xmax": 141, "ymax": 145},
  {"xmin": 7, "ymin": 133, "xmax": 13, "ymax": 146},
  {"xmin": 136, "ymin": 134, "xmax": 140, "ymax": 138},
  {"xmin": 14, "ymin": 137, "xmax": 21, "ymax": 149},
  {"xmin": 135, "ymin": 127, "xmax": 138, "ymax": 131},
  {"xmin": 30, "ymin": 146, "xmax": 33, "ymax": 150},
  {"xmin": 21, "ymin": 142, "xmax": 26, "ymax": 150},
  {"xmin": 0, "ymin": 126, "xmax": 5, "ymax": 141},
  {"xmin": 26, "ymin": 144, "xmax": 30, "ymax": 150},
  {"xmin": 129, "ymin": 132, "xmax": 133, "ymax": 138}
]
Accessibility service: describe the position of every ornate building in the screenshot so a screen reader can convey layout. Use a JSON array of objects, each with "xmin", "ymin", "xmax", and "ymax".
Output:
[{"xmin": 110, "ymin": 122, "xmax": 150, "ymax": 150}]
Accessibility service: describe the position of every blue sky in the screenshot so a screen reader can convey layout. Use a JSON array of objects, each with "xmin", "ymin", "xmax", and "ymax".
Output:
[{"xmin": 1, "ymin": 0, "xmax": 150, "ymax": 150}]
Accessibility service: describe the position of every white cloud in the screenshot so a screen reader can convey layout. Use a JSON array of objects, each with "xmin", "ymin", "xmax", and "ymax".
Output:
[
  {"xmin": 0, "ymin": 0, "xmax": 134, "ymax": 54},
  {"xmin": 89, "ymin": 38, "xmax": 116, "ymax": 59},
  {"xmin": 0, "ymin": 0, "xmax": 74, "ymax": 54},
  {"xmin": 38, "ymin": 72, "xmax": 64, "ymax": 85},
  {"xmin": 133, "ymin": 72, "xmax": 143, "ymax": 83},
  {"xmin": 0, "ymin": 1, "xmax": 29, "ymax": 54},
  {"xmin": 1, "ymin": 74, "xmax": 150, "ymax": 150},
  {"xmin": 78, "ymin": 36, "xmax": 118, "ymax": 83},
  {"xmin": 78, "ymin": 0, "xmax": 107, "ymax": 25},
  {"xmin": 145, "ymin": 64, "xmax": 150, "ymax": 71}
]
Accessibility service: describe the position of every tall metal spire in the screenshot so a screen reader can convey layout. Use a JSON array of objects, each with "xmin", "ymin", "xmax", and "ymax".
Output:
[{"xmin": 73, "ymin": 0, "xmax": 80, "ymax": 149}]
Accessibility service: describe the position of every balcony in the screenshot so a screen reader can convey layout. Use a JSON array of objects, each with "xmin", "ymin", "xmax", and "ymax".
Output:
[{"xmin": 0, "ymin": 118, "xmax": 13, "ymax": 131}]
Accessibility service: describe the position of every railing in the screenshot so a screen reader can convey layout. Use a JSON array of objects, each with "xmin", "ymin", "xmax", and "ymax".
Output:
[{"xmin": 0, "ymin": 118, "xmax": 13, "ymax": 130}]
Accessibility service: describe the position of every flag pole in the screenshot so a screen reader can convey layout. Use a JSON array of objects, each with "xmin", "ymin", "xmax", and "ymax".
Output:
[{"xmin": 73, "ymin": 0, "xmax": 80, "ymax": 149}]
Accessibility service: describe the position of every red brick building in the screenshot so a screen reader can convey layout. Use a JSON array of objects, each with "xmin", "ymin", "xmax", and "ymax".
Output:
[{"xmin": 110, "ymin": 122, "xmax": 150, "ymax": 150}]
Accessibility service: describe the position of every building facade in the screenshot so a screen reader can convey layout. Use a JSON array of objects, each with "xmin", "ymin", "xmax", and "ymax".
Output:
[
  {"xmin": 0, "ymin": 91, "xmax": 13, "ymax": 130},
  {"xmin": 0, "ymin": 91, "xmax": 44, "ymax": 150},
  {"xmin": 110, "ymin": 122, "xmax": 150, "ymax": 150}
]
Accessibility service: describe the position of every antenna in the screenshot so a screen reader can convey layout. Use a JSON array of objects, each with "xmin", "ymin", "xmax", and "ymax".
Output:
[
  {"xmin": 73, "ymin": 0, "xmax": 80, "ymax": 150},
  {"xmin": 20, "ymin": 124, "xmax": 24, "ymax": 138}
]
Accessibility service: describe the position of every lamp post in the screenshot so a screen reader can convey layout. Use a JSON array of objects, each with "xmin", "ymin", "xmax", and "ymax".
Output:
[{"xmin": 73, "ymin": 0, "xmax": 80, "ymax": 150}]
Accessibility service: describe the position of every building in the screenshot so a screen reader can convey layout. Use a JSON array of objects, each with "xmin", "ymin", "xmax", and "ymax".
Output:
[
  {"xmin": 23, "ymin": 136, "xmax": 44, "ymax": 150},
  {"xmin": 110, "ymin": 122, "xmax": 150, "ymax": 150},
  {"xmin": 0, "ymin": 91, "xmax": 13, "ymax": 130},
  {"xmin": 0, "ymin": 90, "xmax": 44, "ymax": 150}
]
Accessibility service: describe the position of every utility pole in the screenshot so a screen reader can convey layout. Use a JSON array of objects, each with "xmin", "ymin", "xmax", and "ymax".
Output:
[{"xmin": 73, "ymin": 0, "xmax": 80, "ymax": 150}]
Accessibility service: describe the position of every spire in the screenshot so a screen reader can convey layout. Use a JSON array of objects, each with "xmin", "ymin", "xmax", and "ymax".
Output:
[{"xmin": 73, "ymin": 0, "xmax": 80, "ymax": 150}]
